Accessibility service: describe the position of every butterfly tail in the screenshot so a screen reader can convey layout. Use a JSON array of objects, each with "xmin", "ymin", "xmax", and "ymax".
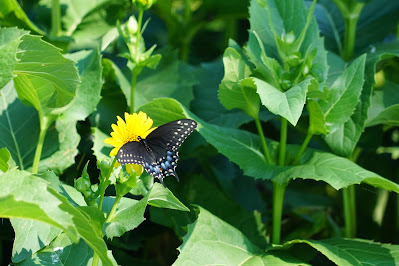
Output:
[{"xmin": 158, "ymin": 177, "xmax": 167, "ymax": 188}]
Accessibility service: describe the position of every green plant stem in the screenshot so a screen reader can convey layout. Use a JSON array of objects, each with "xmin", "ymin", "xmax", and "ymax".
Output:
[
  {"xmin": 130, "ymin": 70, "xmax": 138, "ymax": 113},
  {"xmin": 135, "ymin": 9, "xmax": 144, "ymax": 62},
  {"xmin": 293, "ymin": 132, "xmax": 313, "ymax": 165},
  {"xmin": 254, "ymin": 117, "xmax": 272, "ymax": 164},
  {"xmin": 129, "ymin": 9, "xmax": 144, "ymax": 113},
  {"xmin": 272, "ymin": 182, "xmax": 286, "ymax": 244},
  {"xmin": 106, "ymin": 195, "xmax": 122, "ymax": 223},
  {"xmin": 343, "ymin": 185, "xmax": 356, "ymax": 238},
  {"xmin": 333, "ymin": 0, "xmax": 365, "ymax": 61},
  {"xmin": 51, "ymin": 0, "xmax": 61, "ymax": 36},
  {"xmin": 98, "ymin": 157, "xmax": 117, "ymax": 210},
  {"xmin": 92, "ymin": 253, "xmax": 100, "ymax": 266},
  {"xmin": 32, "ymin": 117, "xmax": 51, "ymax": 174},
  {"xmin": 279, "ymin": 118, "xmax": 288, "ymax": 166}
]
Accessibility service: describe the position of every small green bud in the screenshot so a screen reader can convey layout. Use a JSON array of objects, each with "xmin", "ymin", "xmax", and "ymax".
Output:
[
  {"xmin": 97, "ymin": 158, "xmax": 112, "ymax": 177},
  {"xmin": 374, "ymin": 70, "xmax": 385, "ymax": 88},
  {"xmin": 126, "ymin": 16, "xmax": 138, "ymax": 35},
  {"xmin": 287, "ymin": 53, "xmax": 301, "ymax": 67},
  {"xmin": 283, "ymin": 31, "xmax": 295, "ymax": 44},
  {"xmin": 302, "ymin": 65, "xmax": 310, "ymax": 76}
]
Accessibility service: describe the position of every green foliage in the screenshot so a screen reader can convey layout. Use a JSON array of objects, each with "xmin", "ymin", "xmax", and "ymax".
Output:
[{"xmin": 0, "ymin": 0, "xmax": 399, "ymax": 265}]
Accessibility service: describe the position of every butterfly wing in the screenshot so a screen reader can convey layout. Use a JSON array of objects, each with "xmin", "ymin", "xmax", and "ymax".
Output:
[{"xmin": 116, "ymin": 119, "xmax": 197, "ymax": 187}]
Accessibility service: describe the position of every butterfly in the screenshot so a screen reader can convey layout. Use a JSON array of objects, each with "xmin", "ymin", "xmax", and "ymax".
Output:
[{"xmin": 117, "ymin": 119, "xmax": 197, "ymax": 187}]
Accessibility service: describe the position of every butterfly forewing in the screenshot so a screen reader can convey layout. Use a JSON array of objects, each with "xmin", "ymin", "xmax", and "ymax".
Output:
[{"xmin": 116, "ymin": 119, "xmax": 197, "ymax": 187}]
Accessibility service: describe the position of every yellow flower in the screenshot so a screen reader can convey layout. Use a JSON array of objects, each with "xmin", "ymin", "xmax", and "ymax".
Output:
[{"xmin": 104, "ymin": 111, "xmax": 156, "ymax": 157}]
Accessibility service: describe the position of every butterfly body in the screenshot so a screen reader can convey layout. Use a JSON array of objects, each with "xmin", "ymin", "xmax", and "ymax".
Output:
[{"xmin": 117, "ymin": 119, "xmax": 197, "ymax": 187}]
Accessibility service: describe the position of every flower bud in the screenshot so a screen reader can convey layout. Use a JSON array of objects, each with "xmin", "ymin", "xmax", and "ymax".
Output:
[
  {"xmin": 126, "ymin": 16, "xmax": 138, "ymax": 35},
  {"xmin": 132, "ymin": 0, "xmax": 156, "ymax": 10}
]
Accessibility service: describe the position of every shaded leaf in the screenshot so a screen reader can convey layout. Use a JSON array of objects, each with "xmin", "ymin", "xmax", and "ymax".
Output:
[
  {"xmin": 102, "ymin": 192, "xmax": 150, "ymax": 239},
  {"xmin": 0, "ymin": 0, "xmax": 45, "ymax": 35},
  {"xmin": 0, "ymin": 169, "xmax": 112, "ymax": 265},
  {"xmin": 175, "ymin": 206, "xmax": 307, "ymax": 265},
  {"xmin": 218, "ymin": 47, "xmax": 259, "ymax": 118},
  {"xmin": 321, "ymin": 55, "xmax": 366, "ymax": 131},
  {"xmin": 366, "ymin": 81, "xmax": 399, "ymax": 127},
  {"xmin": 11, "ymin": 219, "xmax": 61, "ymax": 263},
  {"xmin": 280, "ymin": 238, "xmax": 399, "ymax": 266},
  {"xmin": 62, "ymin": 49, "xmax": 103, "ymax": 121},
  {"xmin": 0, "ymin": 27, "xmax": 28, "ymax": 90},
  {"xmin": 13, "ymin": 34, "xmax": 79, "ymax": 114}
]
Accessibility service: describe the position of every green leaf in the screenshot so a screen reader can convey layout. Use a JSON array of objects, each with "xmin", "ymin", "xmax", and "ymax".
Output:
[
  {"xmin": 218, "ymin": 47, "xmax": 259, "ymax": 118},
  {"xmin": 34, "ymin": 117, "xmax": 80, "ymax": 174},
  {"xmin": 102, "ymin": 192, "xmax": 150, "ymax": 239},
  {"xmin": 248, "ymin": 0, "xmax": 328, "ymax": 83},
  {"xmin": 0, "ymin": 169, "xmax": 112, "ymax": 265},
  {"xmin": 280, "ymin": 238, "xmax": 399, "ymax": 266},
  {"xmin": 0, "ymin": 147, "xmax": 12, "ymax": 173},
  {"xmin": 320, "ymin": 55, "xmax": 366, "ymax": 131},
  {"xmin": 13, "ymin": 34, "xmax": 80, "ymax": 116},
  {"xmin": 0, "ymin": 82, "xmax": 79, "ymax": 173},
  {"xmin": 0, "ymin": 28, "xmax": 28, "ymax": 90},
  {"xmin": 92, "ymin": 126, "xmax": 113, "ymax": 160},
  {"xmin": 62, "ymin": 49, "xmax": 102, "ymax": 121},
  {"xmin": 18, "ymin": 233, "xmax": 94, "ymax": 265},
  {"xmin": 148, "ymin": 183, "xmax": 189, "ymax": 211},
  {"xmin": 254, "ymin": 77, "xmax": 311, "ymax": 126},
  {"xmin": 11, "ymin": 219, "xmax": 61, "ymax": 263},
  {"xmin": 324, "ymin": 49, "xmax": 399, "ymax": 157},
  {"xmin": 139, "ymin": 98, "xmax": 399, "ymax": 193},
  {"xmin": 366, "ymin": 81, "xmax": 399, "ymax": 127},
  {"xmin": 0, "ymin": 0, "xmax": 45, "ymax": 35},
  {"xmin": 175, "ymin": 206, "xmax": 307, "ymax": 265}
]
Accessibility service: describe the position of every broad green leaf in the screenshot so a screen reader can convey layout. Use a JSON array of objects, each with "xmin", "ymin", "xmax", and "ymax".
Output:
[
  {"xmin": 320, "ymin": 55, "xmax": 366, "ymax": 131},
  {"xmin": 102, "ymin": 192, "xmax": 150, "ymax": 239},
  {"xmin": 62, "ymin": 49, "xmax": 102, "ymax": 121},
  {"xmin": 218, "ymin": 47, "xmax": 259, "ymax": 118},
  {"xmin": 175, "ymin": 206, "xmax": 307, "ymax": 265},
  {"xmin": 11, "ymin": 219, "xmax": 61, "ymax": 263},
  {"xmin": 254, "ymin": 77, "xmax": 311, "ymax": 126},
  {"xmin": 0, "ymin": 147, "xmax": 12, "ymax": 173},
  {"xmin": 0, "ymin": 0, "xmax": 45, "ymax": 35},
  {"xmin": 139, "ymin": 98, "xmax": 399, "ymax": 193},
  {"xmin": 34, "ymin": 117, "xmax": 80, "ymax": 174},
  {"xmin": 0, "ymin": 28, "xmax": 28, "ymax": 90},
  {"xmin": 150, "ymin": 174, "xmax": 267, "ymax": 247},
  {"xmin": 366, "ymin": 81, "xmax": 399, "ymax": 127},
  {"xmin": 280, "ymin": 238, "xmax": 399, "ymax": 266},
  {"xmin": 18, "ymin": 233, "xmax": 93, "ymax": 265},
  {"xmin": 324, "ymin": 49, "xmax": 399, "ymax": 157},
  {"xmin": 0, "ymin": 82, "xmax": 79, "ymax": 174},
  {"xmin": 148, "ymin": 183, "xmax": 189, "ymax": 211},
  {"xmin": 13, "ymin": 34, "xmax": 79, "ymax": 116},
  {"xmin": 307, "ymin": 99, "xmax": 327, "ymax": 135},
  {"xmin": 248, "ymin": 0, "xmax": 328, "ymax": 83},
  {"xmin": 0, "ymin": 169, "xmax": 112, "ymax": 265}
]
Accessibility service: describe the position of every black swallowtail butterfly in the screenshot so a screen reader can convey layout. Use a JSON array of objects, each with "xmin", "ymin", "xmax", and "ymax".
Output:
[{"xmin": 117, "ymin": 119, "xmax": 197, "ymax": 187}]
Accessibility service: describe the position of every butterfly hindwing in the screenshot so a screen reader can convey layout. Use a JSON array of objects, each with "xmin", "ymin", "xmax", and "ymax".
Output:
[{"xmin": 117, "ymin": 119, "xmax": 197, "ymax": 187}]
